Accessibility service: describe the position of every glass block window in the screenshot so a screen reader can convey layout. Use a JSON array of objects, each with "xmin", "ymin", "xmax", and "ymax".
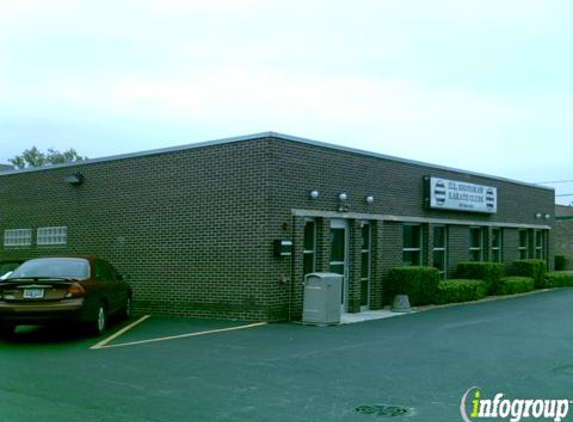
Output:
[
  {"xmin": 4, "ymin": 229, "xmax": 32, "ymax": 247},
  {"xmin": 491, "ymin": 228, "xmax": 503, "ymax": 263},
  {"xmin": 37, "ymin": 226, "xmax": 67, "ymax": 245}
]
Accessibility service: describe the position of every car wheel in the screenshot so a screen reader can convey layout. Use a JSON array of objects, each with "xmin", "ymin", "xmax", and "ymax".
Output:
[{"xmin": 92, "ymin": 303, "xmax": 107, "ymax": 336}]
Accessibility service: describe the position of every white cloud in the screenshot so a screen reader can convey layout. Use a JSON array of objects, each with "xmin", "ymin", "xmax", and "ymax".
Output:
[{"xmin": 105, "ymin": 69, "xmax": 529, "ymax": 128}]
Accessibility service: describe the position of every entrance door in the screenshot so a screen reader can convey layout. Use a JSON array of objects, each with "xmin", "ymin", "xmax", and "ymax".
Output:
[{"xmin": 330, "ymin": 219, "xmax": 349, "ymax": 312}]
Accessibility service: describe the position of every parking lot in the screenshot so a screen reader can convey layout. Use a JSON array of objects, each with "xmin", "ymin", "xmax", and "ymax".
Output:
[{"xmin": 2, "ymin": 289, "xmax": 573, "ymax": 422}]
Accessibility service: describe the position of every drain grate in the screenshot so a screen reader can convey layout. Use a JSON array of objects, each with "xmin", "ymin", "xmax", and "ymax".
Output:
[{"xmin": 356, "ymin": 404, "xmax": 411, "ymax": 417}]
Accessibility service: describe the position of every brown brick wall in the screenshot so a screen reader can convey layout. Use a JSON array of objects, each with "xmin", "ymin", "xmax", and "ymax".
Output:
[
  {"xmin": 0, "ymin": 140, "xmax": 276, "ymax": 320},
  {"xmin": 0, "ymin": 135, "xmax": 555, "ymax": 321}
]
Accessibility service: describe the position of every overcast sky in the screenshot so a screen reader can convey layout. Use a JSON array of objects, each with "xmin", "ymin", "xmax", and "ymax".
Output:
[{"xmin": 1, "ymin": 1, "xmax": 572, "ymax": 203}]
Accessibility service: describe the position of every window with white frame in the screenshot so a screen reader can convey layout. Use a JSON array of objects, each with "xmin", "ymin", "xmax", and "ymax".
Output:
[
  {"xmin": 491, "ymin": 228, "xmax": 503, "ymax": 263},
  {"xmin": 303, "ymin": 219, "xmax": 316, "ymax": 276},
  {"xmin": 360, "ymin": 222, "xmax": 372, "ymax": 307},
  {"xmin": 432, "ymin": 226, "xmax": 447, "ymax": 278},
  {"xmin": 469, "ymin": 227, "xmax": 484, "ymax": 262},
  {"xmin": 403, "ymin": 224, "xmax": 423, "ymax": 266},
  {"xmin": 4, "ymin": 229, "xmax": 32, "ymax": 247},
  {"xmin": 518, "ymin": 229, "xmax": 529, "ymax": 259},
  {"xmin": 534, "ymin": 230, "xmax": 545, "ymax": 260},
  {"xmin": 37, "ymin": 226, "xmax": 67, "ymax": 245}
]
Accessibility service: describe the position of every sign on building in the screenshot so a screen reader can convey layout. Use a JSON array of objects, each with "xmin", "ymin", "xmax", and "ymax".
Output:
[{"xmin": 424, "ymin": 176, "xmax": 497, "ymax": 214}]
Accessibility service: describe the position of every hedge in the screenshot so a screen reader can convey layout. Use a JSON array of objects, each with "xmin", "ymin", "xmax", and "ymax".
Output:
[
  {"xmin": 386, "ymin": 266, "xmax": 440, "ymax": 306},
  {"xmin": 511, "ymin": 260, "xmax": 547, "ymax": 288},
  {"xmin": 555, "ymin": 255, "xmax": 568, "ymax": 271},
  {"xmin": 456, "ymin": 262, "xmax": 504, "ymax": 294},
  {"xmin": 434, "ymin": 279, "xmax": 488, "ymax": 305},
  {"xmin": 545, "ymin": 271, "xmax": 573, "ymax": 288},
  {"xmin": 495, "ymin": 276, "xmax": 535, "ymax": 295}
]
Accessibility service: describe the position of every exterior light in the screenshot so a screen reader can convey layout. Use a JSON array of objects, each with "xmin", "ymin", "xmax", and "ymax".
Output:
[
  {"xmin": 535, "ymin": 213, "xmax": 542, "ymax": 219},
  {"xmin": 365, "ymin": 195, "xmax": 374, "ymax": 204},
  {"xmin": 64, "ymin": 172, "xmax": 84, "ymax": 185},
  {"xmin": 309, "ymin": 190, "xmax": 319, "ymax": 199},
  {"xmin": 337, "ymin": 192, "xmax": 349, "ymax": 212},
  {"xmin": 545, "ymin": 214, "xmax": 551, "ymax": 220}
]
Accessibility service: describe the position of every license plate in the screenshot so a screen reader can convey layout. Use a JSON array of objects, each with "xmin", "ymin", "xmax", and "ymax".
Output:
[{"xmin": 23, "ymin": 288, "xmax": 44, "ymax": 299}]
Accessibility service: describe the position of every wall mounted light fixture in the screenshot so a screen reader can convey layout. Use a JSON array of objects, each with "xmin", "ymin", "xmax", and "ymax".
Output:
[
  {"xmin": 535, "ymin": 212, "xmax": 542, "ymax": 219},
  {"xmin": 544, "ymin": 214, "xmax": 551, "ymax": 220},
  {"xmin": 64, "ymin": 172, "xmax": 84, "ymax": 186},
  {"xmin": 309, "ymin": 190, "xmax": 319, "ymax": 199},
  {"xmin": 338, "ymin": 192, "xmax": 349, "ymax": 212},
  {"xmin": 365, "ymin": 195, "xmax": 375, "ymax": 204}
]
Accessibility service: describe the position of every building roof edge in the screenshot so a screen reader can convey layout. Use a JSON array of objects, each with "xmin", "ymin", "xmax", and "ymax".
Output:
[{"xmin": 0, "ymin": 131, "xmax": 555, "ymax": 192}]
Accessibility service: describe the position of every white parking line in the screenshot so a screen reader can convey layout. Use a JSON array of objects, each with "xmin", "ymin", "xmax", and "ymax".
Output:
[
  {"xmin": 90, "ymin": 315, "xmax": 151, "ymax": 350},
  {"xmin": 91, "ymin": 320, "xmax": 267, "ymax": 350}
]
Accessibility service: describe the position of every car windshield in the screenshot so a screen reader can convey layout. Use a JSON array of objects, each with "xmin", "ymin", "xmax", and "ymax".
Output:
[{"xmin": 9, "ymin": 258, "xmax": 90, "ymax": 280}]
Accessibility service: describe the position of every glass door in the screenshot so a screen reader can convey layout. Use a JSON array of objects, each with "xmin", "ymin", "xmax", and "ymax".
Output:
[{"xmin": 330, "ymin": 219, "xmax": 349, "ymax": 312}]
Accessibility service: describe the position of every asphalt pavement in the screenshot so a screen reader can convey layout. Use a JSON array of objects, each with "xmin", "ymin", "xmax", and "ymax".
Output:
[{"xmin": 1, "ymin": 289, "xmax": 573, "ymax": 422}]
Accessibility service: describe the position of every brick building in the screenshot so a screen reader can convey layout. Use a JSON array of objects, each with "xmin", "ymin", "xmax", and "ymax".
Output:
[
  {"xmin": 0, "ymin": 132, "xmax": 555, "ymax": 321},
  {"xmin": 554, "ymin": 205, "xmax": 573, "ymax": 269}
]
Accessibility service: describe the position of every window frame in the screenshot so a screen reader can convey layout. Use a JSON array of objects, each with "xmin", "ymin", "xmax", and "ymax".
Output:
[
  {"xmin": 360, "ymin": 221, "xmax": 372, "ymax": 308},
  {"xmin": 432, "ymin": 225, "xmax": 448, "ymax": 278},
  {"xmin": 403, "ymin": 224, "xmax": 423, "ymax": 266},
  {"xmin": 468, "ymin": 227, "xmax": 484, "ymax": 262},
  {"xmin": 534, "ymin": 230, "xmax": 545, "ymax": 260},
  {"xmin": 302, "ymin": 218, "xmax": 317, "ymax": 276},
  {"xmin": 491, "ymin": 228, "xmax": 503, "ymax": 263},
  {"xmin": 518, "ymin": 229, "xmax": 529, "ymax": 260}
]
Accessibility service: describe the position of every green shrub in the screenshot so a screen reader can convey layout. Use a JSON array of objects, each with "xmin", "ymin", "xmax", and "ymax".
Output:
[
  {"xmin": 386, "ymin": 266, "xmax": 440, "ymax": 306},
  {"xmin": 495, "ymin": 276, "xmax": 535, "ymax": 295},
  {"xmin": 555, "ymin": 255, "xmax": 568, "ymax": 271},
  {"xmin": 457, "ymin": 262, "xmax": 505, "ymax": 294},
  {"xmin": 511, "ymin": 260, "xmax": 547, "ymax": 288},
  {"xmin": 545, "ymin": 271, "xmax": 573, "ymax": 288},
  {"xmin": 434, "ymin": 279, "xmax": 488, "ymax": 305}
]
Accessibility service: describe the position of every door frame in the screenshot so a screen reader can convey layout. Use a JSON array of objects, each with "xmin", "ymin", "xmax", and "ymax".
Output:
[
  {"xmin": 330, "ymin": 218, "xmax": 349, "ymax": 313},
  {"xmin": 360, "ymin": 221, "xmax": 372, "ymax": 312}
]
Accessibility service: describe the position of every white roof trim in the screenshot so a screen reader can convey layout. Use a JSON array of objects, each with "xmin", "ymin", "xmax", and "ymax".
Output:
[{"xmin": 292, "ymin": 209, "xmax": 552, "ymax": 229}]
